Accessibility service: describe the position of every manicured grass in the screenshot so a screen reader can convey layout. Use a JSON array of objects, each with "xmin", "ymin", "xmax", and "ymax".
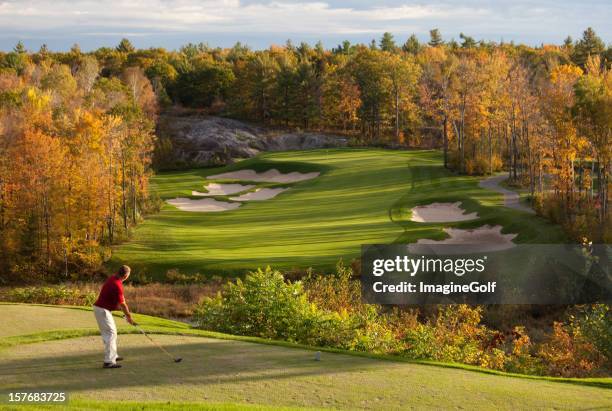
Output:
[
  {"xmin": 0, "ymin": 304, "xmax": 188, "ymax": 340},
  {"xmin": 0, "ymin": 401, "xmax": 312, "ymax": 411},
  {"xmin": 1, "ymin": 305, "xmax": 609, "ymax": 411},
  {"xmin": 112, "ymin": 149, "xmax": 565, "ymax": 278}
]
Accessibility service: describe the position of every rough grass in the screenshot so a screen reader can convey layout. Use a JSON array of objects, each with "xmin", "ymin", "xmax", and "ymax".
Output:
[
  {"xmin": 111, "ymin": 149, "xmax": 565, "ymax": 278},
  {"xmin": 122, "ymin": 283, "xmax": 219, "ymax": 318}
]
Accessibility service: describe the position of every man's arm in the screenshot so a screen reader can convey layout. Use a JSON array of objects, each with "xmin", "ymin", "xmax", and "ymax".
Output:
[{"xmin": 119, "ymin": 302, "xmax": 135, "ymax": 325}]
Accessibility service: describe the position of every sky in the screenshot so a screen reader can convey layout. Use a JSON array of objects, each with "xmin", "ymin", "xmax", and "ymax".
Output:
[{"xmin": 0, "ymin": 0, "xmax": 609, "ymax": 51}]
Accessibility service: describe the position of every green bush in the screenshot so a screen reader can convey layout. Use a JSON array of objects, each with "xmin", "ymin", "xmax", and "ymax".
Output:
[
  {"xmin": 4, "ymin": 286, "xmax": 96, "ymax": 306},
  {"xmin": 194, "ymin": 268, "xmax": 515, "ymax": 366},
  {"xmin": 194, "ymin": 267, "xmax": 399, "ymax": 351},
  {"xmin": 193, "ymin": 265, "xmax": 610, "ymax": 377},
  {"xmin": 402, "ymin": 305, "xmax": 508, "ymax": 369},
  {"xmin": 572, "ymin": 304, "xmax": 611, "ymax": 364},
  {"xmin": 195, "ymin": 267, "xmax": 327, "ymax": 342}
]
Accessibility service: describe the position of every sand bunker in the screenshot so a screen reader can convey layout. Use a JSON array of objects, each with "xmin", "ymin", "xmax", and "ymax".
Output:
[
  {"xmin": 410, "ymin": 202, "xmax": 478, "ymax": 223},
  {"xmin": 411, "ymin": 225, "xmax": 517, "ymax": 253},
  {"xmin": 230, "ymin": 187, "xmax": 289, "ymax": 201},
  {"xmin": 167, "ymin": 197, "xmax": 240, "ymax": 212},
  {"xmin": 207, "ymin": 169, "xmax": 320, "ymax": 183},
  {"xmin": 192, "ymin": 183, "xmax": 255, "ymax": 196}
]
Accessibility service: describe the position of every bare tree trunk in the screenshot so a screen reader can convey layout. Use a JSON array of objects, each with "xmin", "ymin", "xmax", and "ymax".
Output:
[
  {"xmin": 538, "ymin": 152, "xmax": 543, "ymax": 194},
  {"xmin": 395, "ymin": 86, "xmax": 400, "ymax": 142},
  {"xmin": 108, "ymin": 142, "xmax": 114, "ymax": 243},
  {"xmin": 0, "ymin": 180, "xmax": 4, "ymax": 230},
  {"xmin": 511, "ymin": 114, "xmax": 517, "ymax": 181},
  {"xmin": 43, "ymin": 192, "xmax": 51, "ymax": 269},
  {"xmin": 443, "ymin": 116, "xmax": 448, "ymax": 169},
  {"xmin": 600, "ymin": 159, "xmax": 609, "ymax": 224},
  {"xmin": 121, "ymin": 154, "xmax": 128, "ymax": 232},
  {"xmin": 488, "ymin": 122, "xmax": 493, "ymax": 175},
  {"xmin": 460, "ymin": 102, "xmax": 465, "ymax": 173},
  {"xmin": 525, "ymin": 120, "xmax": 535, "ymax": 197},
  {"xmin": 131, "ymin": 166, "xmax": 137, "ymax": 224},
  {"xmin": 591, "ymin": 159, "xmax": 595, "ymax": 198}
]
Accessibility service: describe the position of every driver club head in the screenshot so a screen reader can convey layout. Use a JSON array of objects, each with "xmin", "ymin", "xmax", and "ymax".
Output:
[{"xmin": 174, "ymin": 358, "xmax": 183, "ymax": 363}]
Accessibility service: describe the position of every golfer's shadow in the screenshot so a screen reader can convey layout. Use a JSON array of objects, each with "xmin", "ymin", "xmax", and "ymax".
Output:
[{"xmin": 0, "ymin": 336, "xmax": 382, "ymax": 393}]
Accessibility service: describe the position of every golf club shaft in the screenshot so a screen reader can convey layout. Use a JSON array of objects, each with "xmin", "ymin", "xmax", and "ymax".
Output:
[{"xmin": 132, "ymin": 323, "xmax": 177, "ymax": 361}]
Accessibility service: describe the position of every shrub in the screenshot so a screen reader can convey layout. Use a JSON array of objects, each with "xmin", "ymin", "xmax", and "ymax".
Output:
[
  {"xmin": 194, "ymin": 267, "xmax": 329, "ymax": 342},
  {"xmin": 1, "ymin": 281, "xmax": 219, "ymax": 318},
  {"xmin": 4, "ymin": 285, "xmax": 96, "ymax": 306},
  {"xmin": 402, "ymin": 305, "xmax": 509, "ymax": 369},
  {"xmin": 403, "ymin": 323, "xmax": 437, "ymax": 359},
  {"xmin": 304, "ymin": 261, "xmax": 361, "ymax": 313},
  {"xmin": 572, "ymin": 304, "xmax": 611, "ymax": 362},
  {"xmin": 193, "ymin": 265, "xmax": 609, "ymax": 377},
  {"xmin": 504, "ymin": 326, "xmax": 543, "ymax": 375},
  {"xmin": 124, "ymin": 283, "xmax": 219, "ymax": 318},
  {"xmin": 538, "ymin": 321, "xmax": 606, "ymax": 377},
  {"xmin": 165, "ymin": 268, "xmax": 204, "ymax": 284},
  {"xmin": 450, "ymin": 153, "xmax": 502, "ymax": 175}
]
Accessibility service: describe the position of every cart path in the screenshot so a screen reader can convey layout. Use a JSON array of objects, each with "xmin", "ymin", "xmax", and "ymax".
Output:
[{"xmin": 479, "ymin": 175, "xmax": 535, "ymax": 214}]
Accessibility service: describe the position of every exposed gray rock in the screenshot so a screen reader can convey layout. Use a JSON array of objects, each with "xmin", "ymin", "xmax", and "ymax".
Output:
[
  {"xmin": 159, "ymin": 115, "xmax": 347, "ymax": 167},
  {"xmin": 266, "ymin": 133, "xmax": 347, "ymax": 151}
]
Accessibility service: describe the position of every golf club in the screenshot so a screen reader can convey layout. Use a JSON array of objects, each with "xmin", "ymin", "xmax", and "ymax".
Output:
[{"xmin": 128, "ymin": 318, "xmax": 183, "ymax": 363}]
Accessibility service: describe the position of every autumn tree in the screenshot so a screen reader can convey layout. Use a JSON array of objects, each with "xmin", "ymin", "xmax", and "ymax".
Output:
[
  {"xmin": 386, "ymin": 53, "xmax": 420, "ymax": 142},
  {"xmin": 573, "ymin": 56, "xmax": 611, "ymax": 233},
  {"xmin": 418, "ymin": 47, "xmax": 456, "ymax": 167}
]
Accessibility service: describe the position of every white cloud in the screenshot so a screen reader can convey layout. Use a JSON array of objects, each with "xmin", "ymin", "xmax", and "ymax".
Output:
[
  {"xmin": 0, "ymin": 0, "xmax": 608, "ymax": 48},
  {"xmin": 0, "ymin": 1, "xmax": 483, "ymax": 34}
]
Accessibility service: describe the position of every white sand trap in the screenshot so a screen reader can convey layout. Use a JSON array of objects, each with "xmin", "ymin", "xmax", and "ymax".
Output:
[
  {"xmin": 207, "ymin": 169, "xmax": 320, "ymax": 183},
  {"xmin": 410, "ymin": 202, "xmax": 478, "ymax": 223},
  {"xmin": 192, "ymin": 183, "xmax": 255, "ymax": 196},
  {"xmin": 167, "ymin": 197, "xmax": 240, "ymax": 212},
  {"xmin": 411, "ymin": 225, "xmax": 517, "ymax": 253},
  {"xmin": 230, "ymin": 187, "xmax": 289, "ymax": 201}
]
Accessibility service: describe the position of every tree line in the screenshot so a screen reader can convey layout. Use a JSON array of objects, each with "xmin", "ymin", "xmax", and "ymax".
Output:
[
  {"xmin": 0, "ymin": 27, "xmax": 609, "ymax": 280},
  {"xmin": 0, "ymin": 44, "xmax": 157, "ymax": 282}
]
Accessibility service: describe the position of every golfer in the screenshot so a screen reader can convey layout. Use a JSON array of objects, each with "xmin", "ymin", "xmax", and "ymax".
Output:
[{"xmin": 93, "ymin": 265, "xmax": 135, "ymax": 369}]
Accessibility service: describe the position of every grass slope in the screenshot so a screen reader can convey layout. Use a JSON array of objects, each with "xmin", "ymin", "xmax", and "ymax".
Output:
[
  {"xmin": 112, "ymin": 149, "xmax": 565, "ymax": 278},
  {"xmin": 0, "ymin": 305, "xmax": 610, "ymax": 411},
  {"xmin": 0, "ymin": 304, "xmax": 187, "ymax": 340}
]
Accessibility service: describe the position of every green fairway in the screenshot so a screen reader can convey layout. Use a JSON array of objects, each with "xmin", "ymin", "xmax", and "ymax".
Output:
[
  {"xmin": 1, "ymin": 304, "xmax": 610, "ymax": 411},
  {"xmin": 112, "ymin": 149, "xmax": 565, "ymax": 277}
]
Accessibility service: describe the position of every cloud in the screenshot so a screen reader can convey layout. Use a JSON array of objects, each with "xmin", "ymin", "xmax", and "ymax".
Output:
[
  {"xmin": 0, "ymin": 0, "xmax": 608, "ymax": 49},
  {"xmin": 0, "ymin": 1, "xmax": 484, "ymax": 34}
]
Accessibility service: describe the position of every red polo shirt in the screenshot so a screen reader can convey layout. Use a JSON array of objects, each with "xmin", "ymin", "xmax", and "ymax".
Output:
[{"xmin": 94, "ymin": 275, "xmax": 125, "ymax": 311}]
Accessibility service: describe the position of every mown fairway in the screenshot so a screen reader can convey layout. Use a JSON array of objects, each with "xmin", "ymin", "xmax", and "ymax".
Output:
[
  {"xmin": 1, "ymin": 304, "xmax": 610, "ymax": 411},
  {"xmin": 112, "ymin": 149, "xmax": 565, "ymax": 277}
]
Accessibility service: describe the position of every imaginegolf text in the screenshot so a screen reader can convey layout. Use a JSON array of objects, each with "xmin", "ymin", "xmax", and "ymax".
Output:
[{"xmin": 372, "ymin": 281, "xmax": 497, "ymax": 295}]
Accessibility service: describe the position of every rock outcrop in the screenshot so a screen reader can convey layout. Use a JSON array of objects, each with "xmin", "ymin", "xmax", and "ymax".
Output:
[{"xmin": 158, "ymin": 114, "xmax": 347, "ymax": 166}]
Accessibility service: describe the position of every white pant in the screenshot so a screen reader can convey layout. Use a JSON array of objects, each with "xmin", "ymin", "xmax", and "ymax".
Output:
[{"xmin": 93, "ymin": 305, "xmax": 119, "ymax": 364}]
